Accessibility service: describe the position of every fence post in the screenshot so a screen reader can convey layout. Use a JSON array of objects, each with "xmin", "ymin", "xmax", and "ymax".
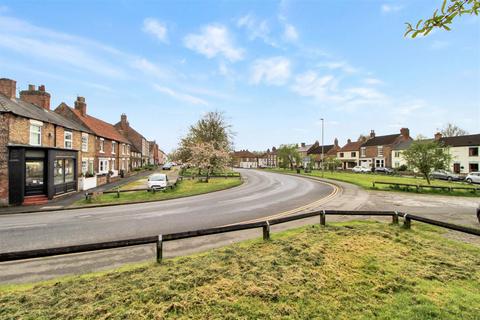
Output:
[
  {"xmin": 156, "ymin": 235, "xmax": 163, "ymax": 263},
  {"xmin": 403, "ymin": 214, "xmax": 411, "ymax": 229},
  {"xmin": 117, "ymin": 188, "xmax": 120, "ymax": 198},
  {"xmin": 263, "ymin": 221, "xmax": 270, "ymax": 240},
  {"xmin": 320, "ymin": 210, "xmax": 326, "ymax": 226},
  {"xmin": 392, "ymin": 211, "xmax": 399, "ymax": 225}
]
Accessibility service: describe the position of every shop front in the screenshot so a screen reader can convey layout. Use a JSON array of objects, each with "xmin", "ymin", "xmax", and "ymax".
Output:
[{"xmin": 8, "ymin": 145, "xmax": 78, "ymax": 205}]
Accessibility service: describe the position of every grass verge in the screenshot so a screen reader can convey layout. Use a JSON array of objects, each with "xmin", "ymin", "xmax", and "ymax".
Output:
[
  {"xmin": 266, "ymin": 168, "xmax": 479, "ymax": 197},
  {"xmin": 73, "ymin": 178, "xmax": 243, "ymax": 206},
  {"xmin": 1, "ymin": 221, "xmax": 479, "ymax": 319}
]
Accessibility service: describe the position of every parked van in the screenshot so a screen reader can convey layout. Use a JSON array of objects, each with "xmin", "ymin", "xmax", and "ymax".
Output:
[{"xmin": 147, "ymin": 173, "xmax": 168, "ymax": 190}]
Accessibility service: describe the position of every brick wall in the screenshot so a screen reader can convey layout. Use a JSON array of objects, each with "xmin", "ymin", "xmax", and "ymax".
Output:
[{"xmin": 0, "ymin": 114, "xmax": 9, "ymax": 205}]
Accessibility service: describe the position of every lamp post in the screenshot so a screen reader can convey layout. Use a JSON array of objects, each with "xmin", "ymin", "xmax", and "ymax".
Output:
[{"xmin": 321, "ymin": 118, "xmax": 324, "ymax": 178}]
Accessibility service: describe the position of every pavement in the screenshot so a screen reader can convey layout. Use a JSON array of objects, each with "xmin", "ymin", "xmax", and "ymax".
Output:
[{"xmin": 1, "ymin": 169, "xmax": 479, "ymax": 284}]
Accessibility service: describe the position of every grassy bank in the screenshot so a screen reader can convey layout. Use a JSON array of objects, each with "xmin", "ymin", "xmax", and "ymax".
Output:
[
  {"xmin": 266, "ymin": 168, "xmax": 479, "ymax": 197},
  {"xmin": 1, "ymin": 221, "xmax": 479, "ymax": 319},
  {"xmin": 74, "ymin": 178, "xmax": 243, "ymax": 206}
]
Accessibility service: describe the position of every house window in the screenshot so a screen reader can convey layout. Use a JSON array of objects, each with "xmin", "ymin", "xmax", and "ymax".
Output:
[
  {"xmin": 377, "ymin": 146, "xmax": 383, "ymax": 156},
  {"xmin": 112, "ymin": 159, "xmax": 116, "ymax": 171},
  {"xmin": 29, "ymin": 123, "xmax": 42, "ymax": 146},
  {"xmin": 81, "ymin": 160, "xmax": 88, "ymax": 174},
  {"xmin": 360, "ymin": 147, "xmax": 366, "ymax": 157},
  {"xmin": 99, "ymin": 139, "xmax": 104, "ymax": 153},
  {"xmin": 394, "ymin": 162, "xmax": 400, "ymax": 168},
  {"xmin": 470, "ymin": 163, "xmax": 479, "ymax": 172},
  {"xmin": 394, "ymin": 151, "xmax": 401, "ymax": 157},
  {"xmin": 64, "ymin": 131, "xmax": 73, "ymax": 149},
  {"xmin": 351, "ymin": 151, "xmax": 356, "ymax": 157},
  {"xmin": 339, "ymin": 152, "xmax": 344, "ymax": 158},
  {"xmin": 112, "ymin": 141, "xmax": 116, "ymax": 154},
  {"xmin": 469, "ymin": 147, "xmax": 479, "ymax": 157},
  {"xmin": 88, "ymin": 160, "xmax": 94, "ymax": 175},
  {"xmin": 99, "ymin": 159, "xmax": 109, "ymax": 174},
  {"xmin": 81, "ymin": 133, "xmax": 88, "ymax": 152}
]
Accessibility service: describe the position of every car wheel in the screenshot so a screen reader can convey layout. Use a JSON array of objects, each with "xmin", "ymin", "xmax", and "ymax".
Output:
[
  {"xmin": 466, "ymin": 178, "xmax": 472, "ymax": 184},
  {"xmin": 448, "ymin": 177, "xmax": 452, "ymax": 181}
]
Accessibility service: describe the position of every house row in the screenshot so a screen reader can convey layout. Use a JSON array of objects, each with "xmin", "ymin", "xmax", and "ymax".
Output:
[
  {"xmin": 233, "ymin": 127, "xmax": 479, "ymax": 175},
  {"xmin": 0, "ymin": 77, "xmax": 165, "ymax": 206}
]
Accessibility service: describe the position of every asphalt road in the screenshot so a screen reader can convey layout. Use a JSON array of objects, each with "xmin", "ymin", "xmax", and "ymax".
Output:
[{"xmin": 0, "ymin": 169, "xmax": 335, "ymax": 253}]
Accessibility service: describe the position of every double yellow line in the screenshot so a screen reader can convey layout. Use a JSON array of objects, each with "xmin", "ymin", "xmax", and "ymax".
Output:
[{"xmin": 230, "ymin": 179, "xmax": 341, "ymax": 225}]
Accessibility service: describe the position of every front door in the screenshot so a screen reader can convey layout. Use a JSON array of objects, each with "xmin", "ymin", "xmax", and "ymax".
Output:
[
  {"xmin": 453, "ymin": 163, "xmax": 461, "ymax": 174},
  {"xmin": 25, "ymin": 159, "xmax": 46, "ymax": 196}
]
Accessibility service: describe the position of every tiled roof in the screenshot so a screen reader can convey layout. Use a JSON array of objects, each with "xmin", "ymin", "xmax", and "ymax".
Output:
[
  {"xmin": 361, "ymin": 134, "xmax": 399, "ymax": 147},
  {"xmin": 233, "ymin": 150, "xmax": 257, "ymax": 158},
  {"xmin": 297, "ymin": 144, "xmax": 313, "ymax": 152},
  {"xmin": 393, "ymin": 140, "xmax": 414, "ymax": 150},
  {"xmin": 339, "ymin": 140, "xmax": 363, "ymax": 152},
  {"xmin": 70, "ymin": 108, "xmax": 129, "ymax": 143},
  {"xmin": 308, "ymin": 144, "xmax": 334, "ymax": 155},
  {"xmin": 0, "ymin": 94, "xmax": 91, "ymax": 133},
  {"xmin": 439, "ymin": 134, "xmax": 480, "ymax": 147}
]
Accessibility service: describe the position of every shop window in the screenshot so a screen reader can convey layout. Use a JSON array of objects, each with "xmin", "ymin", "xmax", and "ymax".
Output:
[
  {"xmin": 54, "ymin": 158, "xmax": 75, "ymax": 184},
  {"xmin": 65, "ymin": 159, "xmax": 74, "ymax": 182},
  {"xmin": 29, "ymin": 124, "xmax": 42, "ymax": 146},
  {"xmin": 64, "ymin": 131, "xmax": 73, "ymax": 149}
]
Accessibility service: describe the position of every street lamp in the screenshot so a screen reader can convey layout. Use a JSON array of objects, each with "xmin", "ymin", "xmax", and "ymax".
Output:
[{"xmin": 320, "ymin": 118, "xmax": 324, "ymax": 178}]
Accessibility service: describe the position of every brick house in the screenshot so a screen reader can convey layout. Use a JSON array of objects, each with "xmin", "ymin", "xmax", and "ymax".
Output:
[
  {"xmin": 305, "ymin": 139, "xmax": 341, "ymax": 168},
  {"xmin": 55, "ymin": 97, "xmax": 131, "ymax": 184},
  {"xmin": 359, "ymin": 128, "xmax": 412, "ymax": 168},
  {"xmin": 0, "ymin": 79, "xmax": 93, "ymax": 205},
  {"xmin": 337, "ymin": 138, "xmax": 364, "ymax": 170},
  {"xmin": 114, "ymin": 114, "xmax": 150, "ymax": 166},
  {"xmin": 435, "ymin": 133, "xmax": 480, "ymax": 174},
  {"xmin": 149, "ymin": 140, "xmax": 159, "ymax": 165}
]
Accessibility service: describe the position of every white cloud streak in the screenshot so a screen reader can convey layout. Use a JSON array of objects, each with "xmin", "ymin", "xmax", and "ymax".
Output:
[
  {"xmin": 142, "ymin": 18, "xmax": 168, "ymax": 43},
  {"xmin": 250, "ymin": 57, "xmax": 291, "ymax": 85},
  {"xmin": 153, "ymin": 84, "xmax": 209, "ymax": 106}
]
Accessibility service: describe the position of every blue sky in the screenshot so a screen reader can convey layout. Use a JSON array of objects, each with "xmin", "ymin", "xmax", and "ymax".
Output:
[{"xmin": 0, "ymin": 0, "xmax": 479, "ymax": 152}]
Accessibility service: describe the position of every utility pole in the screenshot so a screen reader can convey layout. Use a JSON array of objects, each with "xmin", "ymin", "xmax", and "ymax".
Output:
[{"xmin": 321, "ymin": 118, "xmax": 324, "ymax": 178}]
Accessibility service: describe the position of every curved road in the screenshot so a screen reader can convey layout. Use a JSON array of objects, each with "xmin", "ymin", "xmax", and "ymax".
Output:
[{"xmin": 0, "ymin": 169, "xmax": 335, "ymax": 253}]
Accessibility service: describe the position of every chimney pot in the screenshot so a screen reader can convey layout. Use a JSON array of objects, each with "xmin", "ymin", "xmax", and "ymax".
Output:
[
  {"xmin": 347, "ymin": 138, "xmax": 351, "ymax": 143},
  {"xmin": 74, "ymin": 96, "xmax": 87, "ymax": 116},
  {"xmin": 20, "ymin": 84, "xmax": 51, "ymax": 110},
  {"xmin": 28, "ymin": 84, "xmax": 35, "ymax": 91},
  {"xmin": 38, "ymin": 85, "xmax": 45, "ymax": 92},
  {"xmin": 370, "ymin": 130, "xmax": 376, "ymax": 138},
  {"xmin": 0, "ymin": 78, "xmax": 17, "ymax": 99},
  {"xmin": 301, "ymin": 142, "xmax": 306, "ymax": 147},
  {"xmin": 334, "ymin": 137, "xmax": 339, "ymax": 147}
]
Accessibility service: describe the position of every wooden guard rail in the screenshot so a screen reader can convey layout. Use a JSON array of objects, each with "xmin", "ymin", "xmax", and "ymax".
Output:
[
  {"xmin": 1, "ymin": 210, "xmax": 478, "ymax": 263},
  {"xmin": 373, "ymin": 181, "xmax": 479, "ymax": 193}
]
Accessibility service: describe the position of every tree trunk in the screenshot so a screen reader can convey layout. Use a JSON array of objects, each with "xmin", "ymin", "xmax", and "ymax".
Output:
[{"xmin": 424, "ymin": 172, "xmax": 431, "ymax": 184}]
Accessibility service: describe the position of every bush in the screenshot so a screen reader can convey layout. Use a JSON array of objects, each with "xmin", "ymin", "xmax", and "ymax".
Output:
[{"xmin": 398, "ymin": 164, "xmax": 408, "ymax": 172}]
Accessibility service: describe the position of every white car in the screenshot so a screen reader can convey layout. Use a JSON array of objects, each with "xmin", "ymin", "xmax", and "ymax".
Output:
[
  {"xmin": 465, "ymin": 172, "xmax": 480, "ymax": 184},
  {"xmin": 147, "ymin": 173, "xmax": 168, "ymax": 189},
  {"xmin": 352, "ymin": 166, "xmax": 370, "ymax": 173}
]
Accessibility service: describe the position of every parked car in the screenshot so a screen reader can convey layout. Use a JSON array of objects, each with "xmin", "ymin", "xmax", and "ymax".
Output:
[
  {"xmin": 430, "ymin": 170, "xmax": 463, "ymax": 181},
  {"xmin": 162, "ymin": 163, "xmax": 173, "ymax": 170},
  {"xmin": 147, "ymin": 173, "xmax": 168, "ymax": 190},
  {"xmin": 465, "ymin": 172, "xmax": 480, "ymax": 184},
  {"xmin": 374, "ymin": 167, "xmax": 394, "ymax": 174},
  {"xmin": 352, "ymin": 166, "xmax": 370, "ymax": 173}
]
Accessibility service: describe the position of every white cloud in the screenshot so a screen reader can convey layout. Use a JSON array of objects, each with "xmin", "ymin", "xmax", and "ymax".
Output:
[
  {"xmin": 381, "ymin": 4, "xmax": 403, "ymax": 13},
  {"xmin": 250, "ymin": 57, "xmax": 291, "ymax": 86},
  {"xmin": 184, "ymin": 24, "xmax": 244, "ymax": 62},
  {"xmin": 363, "ymin": 77, "xmax": 384, "ymax": 85},
  {"xmin": 131, "ymin": 58, "xmax": 170, "ymax": 79},
  {"xmin": 153, "ymin": 84, "xmax": 208, "ymax": 106},
  {"xmin": 283, "ymin": 24, "xmax": 298, "ymax": 42},
  {"xmin": 142, "ymin": 18, "xmax": 168, "ymax": 43},
  {"xmin": 291, "ymin": 71, "xmax": 340, "ymax": 101},
  {"xmin": 318, "ymin": 61, "xmax": 358, "ymax": 73},
  {"xmin": 237, "ymin": 14, "xmax": 278, "ymax": 47}
]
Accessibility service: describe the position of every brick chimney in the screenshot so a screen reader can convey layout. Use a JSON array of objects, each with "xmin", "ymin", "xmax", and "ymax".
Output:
[
  {"xmin": 301, "ymin": 142, "xmax": 306, "ymax": 148},
  {"xmin": 74, "ymin": 96, "xmax": 87, "ymax": 117},
  {"xmin": 334, "ymin": 138, "xmax": 339, "ymax": 147},
  {"xmin": 119, "ymin": 113, "xmax": 129, "ymax": 130},
  {"xmin": 0, "ymin": 78, "xmax": 16, "ymax": 99},
  {"xmin": 434, "ymin": 132, "xmax": 442, "ymax": 141},
  {"xmin": 370, "ymin": 130, "xmax": 376, "ymax": 138},
  {"xmin": 20, "ymin": 84, "xmax": 51, "ymax": 110},
  {"xmin": 400, "ymin": 127, "xmax": 410, "ymax": 140},
  {"xmin": 347, "ymin": 138, "xmax": 351, "ymax": 144}
]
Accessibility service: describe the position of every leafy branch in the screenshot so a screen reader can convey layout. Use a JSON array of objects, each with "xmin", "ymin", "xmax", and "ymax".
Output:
[{"xmin": 405, "ymin": 0, "xmax": 479, "ymax": 38}]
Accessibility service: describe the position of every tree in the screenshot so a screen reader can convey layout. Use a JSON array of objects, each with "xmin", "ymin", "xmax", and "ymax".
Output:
[
  {"xmin": 175, "ymin": 111, "xmax": 233, "ymax": 181},
  {"xmin": 439, "ymin": 123, "xmax": 469, "ymax": 137},
  {"xmin": 405, "ymin": 0, "xmax": 479, "ymax": 38},
  {"xmin": 402, "ymin": 140, "xmax": 452, "ymax": 184},
  {"xmin": 324, "ymin": 156, "xmax": 342, "ymax": 172},
  {"xmin": 277, "ymin": 144, "xmax": 301, "ymax": 170}
]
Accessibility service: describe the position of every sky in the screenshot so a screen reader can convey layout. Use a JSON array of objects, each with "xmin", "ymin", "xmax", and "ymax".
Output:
[{"xmin": 0, "ymin": 0, "xmax": 479, "ymax": 152}]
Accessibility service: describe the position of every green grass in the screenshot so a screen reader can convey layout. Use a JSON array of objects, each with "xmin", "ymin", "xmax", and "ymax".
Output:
[
  {"xmin": 266, "ymin": 168, "xmax": 479, "ymax": 197},
  {"xmin": 1, "ymin": 221, "xmax": 479, "ymax": 319},
  {"xmin": 73, "ymin": 178, "xmax": 243, "ymax": 206}
]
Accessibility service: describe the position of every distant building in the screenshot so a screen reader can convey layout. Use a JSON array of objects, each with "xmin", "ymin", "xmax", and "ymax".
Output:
[
  {"xmin": 359, "ymin": 128, "xmax": 412, "ymax": 168},
  {"xmin": 232, "ymin": 150, "xmax": 258, "ymax": 168}
]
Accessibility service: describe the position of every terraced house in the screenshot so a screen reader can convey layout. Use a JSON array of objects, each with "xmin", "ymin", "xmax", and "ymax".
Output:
[
  {"xmin": 435, "ymin": 133, "xmax": 480, "ymax": 174},
  {"xmin": 114, "ymin": 114, "xmax": 150, "ymax": 166},
  {"xmin": 55, "ymin": 97, "xmax": 132, "ymax": 187},
  {"xmin": 338, "ymin": 138, "xmax": 365, "ymax": 170},
  {"xmin": 0, "ymin": 78, "xmax": 93, "ymax": 205}
]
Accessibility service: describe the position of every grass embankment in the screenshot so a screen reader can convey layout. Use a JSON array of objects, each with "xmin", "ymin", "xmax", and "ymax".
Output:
[
  {"xmin": 267, "ymin": 168, "xmax": 479, "ymax": 197},
  {"xmin": 74, "ymin": 178, "xmax": 243, "ymax": 206},
  {"xmin": 1, "ymin": 221, "xmax": 479, "ymax": 319}
]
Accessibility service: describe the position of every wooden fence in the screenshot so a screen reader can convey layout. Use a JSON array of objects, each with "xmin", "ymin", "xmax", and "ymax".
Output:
[
  {"xmin": 1, "ymin": 210, "xmax": 478, "ymax": 264},
  {"xmin": 373, "ymin": 181, "xmax": 479, "ymax": 193}
]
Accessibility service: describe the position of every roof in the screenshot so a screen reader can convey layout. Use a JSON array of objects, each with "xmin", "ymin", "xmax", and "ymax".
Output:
[
  {"xmin": 233, "ymin": 150, "xmax": 257, "ymax": 158},
  {"xmin": 308, "ymin": 144, "xmax": 334, "ymax": 155},
  {"xmin": 339, "ymin": 140, "xmax": 363, "ymax": 152},
  {"xmin": 0, "ymin": 94, "xmax": 91, "ymax": 133},
  {"xmin": 439, "ymin": 134, "xmax": 480, "ymax": 147},
  {"xmin": 114, "ymin": 121, "xmax": 146, "ymax": 152},
  {"xmin": 361, "ymin": 134, "xmax": 400, "ymax": 147},
  {"xmin": 69, "ymin": 108, "xmax": 130, "ymax": 143},
  {"xmin": 297, "ymin": 144, "xmax": 313, "ymax": 152},
  {"xmin": 393, "ymin": 140, "xmax": 414, "ymax": 150}
]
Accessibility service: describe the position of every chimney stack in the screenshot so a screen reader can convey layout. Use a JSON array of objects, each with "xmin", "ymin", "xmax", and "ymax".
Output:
[
  {"xmin": 434, "ymin": 132, "xmax": 442, "ymax": 141},
  {"xmin": 370, "ymin": 130, "xmax": 376, "ymax": 138},
  {"xmin": 74, "ymin": 96, "xmax": 87, "ymax": 117},
  {"xmin": 400, "ymin": 127, "xmax": 410, "ymax": 140},
  {"xmin": 334, "ymin": 137, "xmax": 339, "ymax": 147},
  {"xmin": 301, "ymin": 142, "xmax": 306, "ymax": 148},
  {"xmin": 120, "ymin": 113, "xmax": 129, "ymax": 130},
  {"xmin": 0, "ymin": 78, "xmax": 16, "ymax": 99},
  {"xmin": 347, "ymin": 138, "xmax": 351, "ymax": 144},
  {"xmin": 20, "ymin": 84, "xmax": 51, "ymax": 110}
]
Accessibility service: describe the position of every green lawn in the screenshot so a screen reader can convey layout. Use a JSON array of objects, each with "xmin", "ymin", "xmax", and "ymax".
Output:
[
  {"xmin": 73, "ymin": 177, "xmax": 243, "ymax": 206},
  {"xmin": 266, "ymin": 168, "xmax": 479, "ymax": 197},
  {"xmin": 1, "ymin": 221, "xmax": 479, "ymax": 319}
]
